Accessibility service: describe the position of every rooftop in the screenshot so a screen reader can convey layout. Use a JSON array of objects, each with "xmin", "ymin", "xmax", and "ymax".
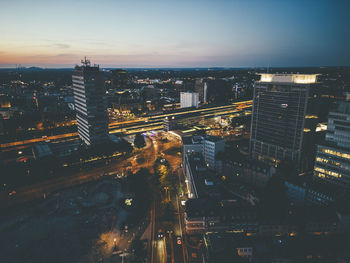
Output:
[
  {"xmin": 74, "ymin": 57, "xmax": 100, "ymax": 72},
  {"xmin": 182, "ymin": 135, "xmax": 204, "ymax": 145},
  {"xmin": 258, "ymin": 73, "xmax": 319, "ymax": 84},
  {"xmin": 33, "ymin": 142, "xmax": 53, "ymax": 158},
  {"xmin": 335, "ymin": 101, "xmax": 350, "ymax": 114}
]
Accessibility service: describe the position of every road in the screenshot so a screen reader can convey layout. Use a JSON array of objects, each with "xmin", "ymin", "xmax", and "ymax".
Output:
[
  {"xmin": 0, "ymin": 136, "xmax": 182, "ymax": 209},
  {"xmin": 148, "ymin": 143, "xmax": 192, "ymax": 263}
]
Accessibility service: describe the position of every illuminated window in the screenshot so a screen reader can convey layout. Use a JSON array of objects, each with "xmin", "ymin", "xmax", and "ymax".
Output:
[
  {"xmin": 320, "ymin": 148, "xmax": 350, "ymax": 160},
  {"xmin": 314, "ymin": 167, "xmax": 341, "ymax": 178}
]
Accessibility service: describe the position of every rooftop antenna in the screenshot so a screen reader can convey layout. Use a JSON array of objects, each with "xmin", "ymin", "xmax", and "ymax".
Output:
[{"xmin": 81, "ymin": 57, "xmax": 91, "ymax": 67}]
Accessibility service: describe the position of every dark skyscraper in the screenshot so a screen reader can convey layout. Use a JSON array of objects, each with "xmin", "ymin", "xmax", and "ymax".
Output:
[
  {"xmin": 249, "ymin": 73, "xmax": 319, "ymax": 168},
  {"xmin": 111, "ymin": 69, "xmax": 128, "ymax": 90},
  {"xmin": 72, "ymin": 58, "xmax": 108, "ymax": 145}
]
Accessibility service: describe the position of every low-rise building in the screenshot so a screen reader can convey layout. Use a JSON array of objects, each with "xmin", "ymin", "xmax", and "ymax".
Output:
[
  {"xmin": 242, "ymin": 159, "xmax": 276, "ymax": 188},
  {"xmin": 204, "ymin": 135, "xmax": 225, "ymax": 170},
  {"xmin": 182, "ymin": 135, "xmax": 225, "ymax": 171},
  {"xmin": 32, "ymin": 142, "xmax": 53, "ymax": 160},
  {"xmin": 284, "ymin": 180, "xmax": 336, "ymax": 207}
]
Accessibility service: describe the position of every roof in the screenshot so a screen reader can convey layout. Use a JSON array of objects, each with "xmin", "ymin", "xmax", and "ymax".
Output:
[
  {"xmin": 182, "ymin": 135, "xmax": 204, "ymax": 145},
  {"xmin": 335, "ymin": 101, "xmax": 350, "ymax": 114},
  {"xmin": 33, "ymin": 142, "xmax": 53, "ymax": 158},
  {"xmin": 185, "ymin": 198, "xmax": 256, "ymax": 219},
  {"xmin": 257, "ymin": 73, "xmax": 319, "ymax": 84},
  {"xmin": 204, "ymin": 135, "xmax": 224, "ymax": 143}
]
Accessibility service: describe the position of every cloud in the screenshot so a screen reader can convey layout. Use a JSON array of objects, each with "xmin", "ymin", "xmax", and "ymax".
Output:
[
  {"xmin": 53, "ymin": 43, "xmax": 70, "ymax": 49},
  {"xmin": 55, "ymin": 53, "xmax": 75, "ymax": 57}
]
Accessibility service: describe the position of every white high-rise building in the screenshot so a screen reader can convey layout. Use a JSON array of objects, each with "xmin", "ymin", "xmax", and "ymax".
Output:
[
  {"xmin": 203, "ymin": 82, "xmax": 208, "ymax": 103},
  {"xmin": 180, "ymin": 92, "xmax": 199, "ymax": 108},
  {"xmin": 72, "ymin": 58, "xmax": 109, "ymax": 145}
]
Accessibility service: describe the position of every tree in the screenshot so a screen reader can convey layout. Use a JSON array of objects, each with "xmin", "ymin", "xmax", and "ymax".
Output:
[
  {"xmin": 118, "ymin": 139, "xmax": 133, "ymax": 155},
  {"xmin": 127, "ymin": 168, "xmax": 153, "ymax": 220},
  {"xmin": 231, "ymin": 116, "xmax": 242, "ymax": 128},
  {"xmin": 134, "ymin": 133, "xmax": 146, "ymax": 148},
  {"xmin": 159, "ymin": 171, "xmax": 176, "ymax": 191}
]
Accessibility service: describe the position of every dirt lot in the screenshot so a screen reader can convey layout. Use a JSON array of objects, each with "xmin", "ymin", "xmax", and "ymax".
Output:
[{"xmin": 0, "ymin": 178, "xmax": 128, "ymax": 263}]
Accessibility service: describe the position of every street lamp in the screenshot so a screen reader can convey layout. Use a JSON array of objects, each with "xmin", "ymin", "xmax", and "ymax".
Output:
[
  {"xmin": 164, "ymin": 186, "xmax": 170, "ymax": 201},
  {"xmin": 113, "ymin": 238, "xmax": 118, "ymax": 253}
]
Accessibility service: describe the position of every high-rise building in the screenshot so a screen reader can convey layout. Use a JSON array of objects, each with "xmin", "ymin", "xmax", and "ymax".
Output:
[
  {"xmin": 194, "ymin": 78, "xmax": 208, "ymax": 104},
  {"xmin": 314, "ymin": 100, "xmax": 350, "ymax": 189},
  {"xmin": 110, "ymin": 69, "xmax": 128, "ymax": 90},
  {"xmin": 72, "ymin": 58, "xmax": 109, "ymax": 145},
  {"xmin": 180, "ymin": 92, "xmax": 199, "ymax": 108},
  {"xmin": 249, "ymin": 73, "xmax": 319, "ymax": 168}
]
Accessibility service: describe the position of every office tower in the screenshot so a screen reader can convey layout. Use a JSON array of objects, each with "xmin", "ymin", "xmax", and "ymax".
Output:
[
  {"xmin": 110, "ymin": 69, "xmax": 128, "ymax": 90},
  {"xmin": 72, "ymin": 58, "xmax": 108, "ymax": 145},
  {"xmin": 180, "ymin": 92, "xmax": 199, "ymax": 108},
  {"xmin": 195, "ymin": 78, "xmax": 208, "ymax": 103},
  {"xmin": 314, "ymin": 100, "xmax": 350, "ymax": 189},
  {"xmin": 249, "ymin": 73, "xmax": 318, "ymax": 168}
]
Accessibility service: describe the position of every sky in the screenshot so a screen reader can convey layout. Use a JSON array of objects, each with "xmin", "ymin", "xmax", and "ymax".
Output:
[{"xmin": 0, "ymin": 0, "xmax": 349, "ymax": 68}]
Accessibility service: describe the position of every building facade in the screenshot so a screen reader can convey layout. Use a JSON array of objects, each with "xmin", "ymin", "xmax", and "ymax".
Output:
[
  {"xmin": 194, "ymin": 78, "xmax": 208, "ymax": 104},
  {"xmin": 314, "ymin": 101, "xmax": 350, "ymax": 188},
  {"xmin": 203, "ymin": 136, "xmax": 225, "ymax": 170},
  {"xmin": 72, "ymin": 58, "xmax": 109, "ymax": 145},
  {"xmin": 180, "ymin": 92, "xmax": 199, "ymax": 108},
  {"xmin": 182, "ymin": 135, "xmax": 225, "ymax": 170},
  {"xmin": 249, "ymin": 73, "xmax": 318, "ymax": 168}
]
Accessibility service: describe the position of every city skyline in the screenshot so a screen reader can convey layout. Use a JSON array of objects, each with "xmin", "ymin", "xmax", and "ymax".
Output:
[
  {"xmin": 2, "ymin": 1, "xmax": 350, "ymax": 261},
  {"xmin": 1, "ymin": 0, "xmax": 350, "ymax": 68}
]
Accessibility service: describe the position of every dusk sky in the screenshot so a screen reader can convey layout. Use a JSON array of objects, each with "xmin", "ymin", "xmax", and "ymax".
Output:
[{"xmin": 0, "ymin": 0, "xmax": 349, "ymax": 68}]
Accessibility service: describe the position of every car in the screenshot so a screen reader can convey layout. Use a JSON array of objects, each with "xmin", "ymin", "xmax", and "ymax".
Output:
[
  {"xmin": 8, "ymin": 190, "xmax": 16, "ymax": 196},
  {"xmin": 177, "ymin": 236, "xmax": 182, "ymax": 245},
  {"xmin": 158, "ymin": 229, "xmax": 164, "ymax": 239}
]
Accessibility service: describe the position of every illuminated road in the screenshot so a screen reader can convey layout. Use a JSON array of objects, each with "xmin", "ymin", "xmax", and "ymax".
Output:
[
  {"xmin": 0, "ymin": 100, "xmax": 252, "ymax": 151},
  {"xmin": 0, "ymin": 136, "xmax": 183, "ymax": 209}
]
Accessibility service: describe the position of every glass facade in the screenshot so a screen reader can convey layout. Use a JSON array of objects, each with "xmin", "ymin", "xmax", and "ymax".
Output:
[
  {"xmin": 250, "ymin": 77, "xmax": 311, "ymax": 167},
  {"xmin": 314, "ymin": 102, "xmax": 350, "ymax": 189}
]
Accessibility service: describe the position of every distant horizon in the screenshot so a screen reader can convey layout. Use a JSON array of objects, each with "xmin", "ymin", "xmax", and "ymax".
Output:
[{"xmin": 0, "ymin": 64, "xmax": 349, "ymax": 70}]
